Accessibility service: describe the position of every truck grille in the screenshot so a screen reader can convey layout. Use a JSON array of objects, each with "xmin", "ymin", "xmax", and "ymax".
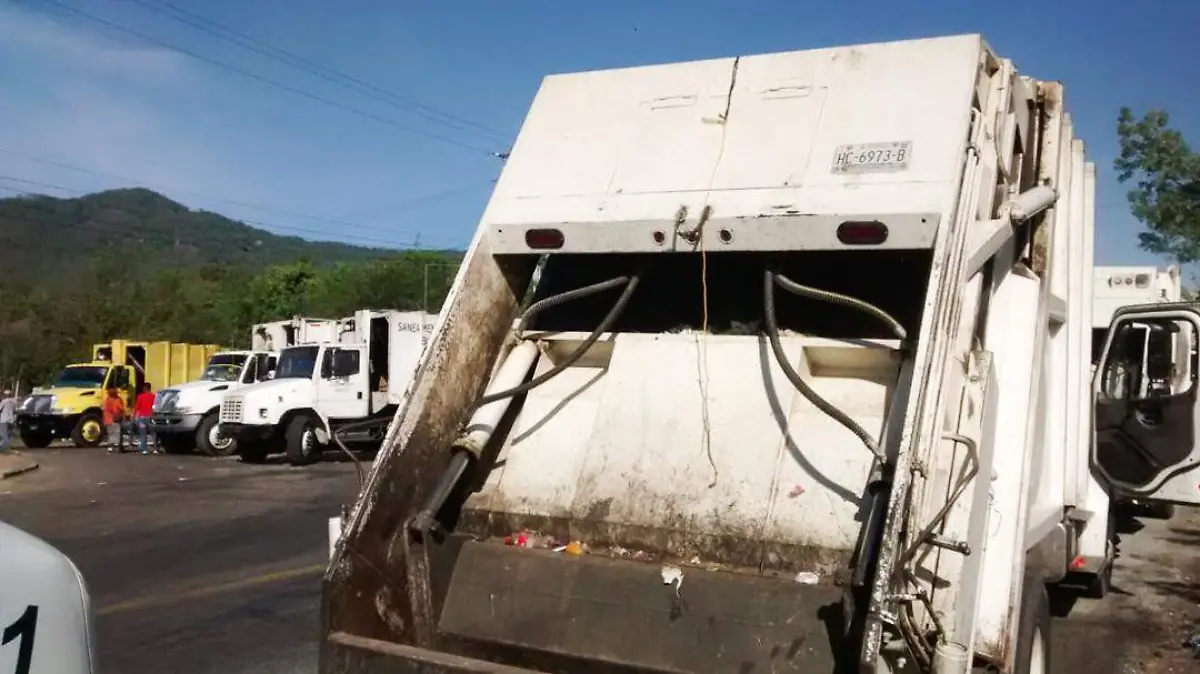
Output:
[
  {"xmin": 220, "ymin": 397, "xmax": 244, "ymax": 424},
  {"xmin": 25, "ymin": 395, "xmax": 53, "ymax": 414},
  {"xmin": 155, "ymin": 390, "xmax": 180, "ymax": 413}
]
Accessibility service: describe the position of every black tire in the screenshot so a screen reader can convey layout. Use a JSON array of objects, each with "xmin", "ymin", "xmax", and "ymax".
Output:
[
  {"xmin": 1014, "ymin": 571, "xmax": 1052, "ymax": 674},
  {"xmin": 284, "ymin": 415, "xmax": 321, "ymax": 466},
  {"xmin": 18, "ymin": 428, "xmax": 52, "ymax": 449},
  {"xmin": 160, "ymin": 435, "xmax": 193, "ymax": 455},
  {"xmin": 71, "ymin": 412, "xmax": 105, "ymax": 448},
  {"xmin": 196, "ymin": 413, "xmax": 237, "ymax": 457}
]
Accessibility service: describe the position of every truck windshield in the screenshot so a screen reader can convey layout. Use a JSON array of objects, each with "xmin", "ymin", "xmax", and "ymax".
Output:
[
  {"xmin": 53, "ymin": 366, "xmax": 109, "ymax": 388},
  {"xmin": 201, "ymin": 354, "xmax": 248, "ymax": 382},
  {"xmin": 276, "ymin": 346, "xmax": 319, "ymax": 379}
]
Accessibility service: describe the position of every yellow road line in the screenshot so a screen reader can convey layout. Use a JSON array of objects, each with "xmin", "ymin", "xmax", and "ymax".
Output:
[{"xmin": 96, "ymin": 562, "xmax": 327, "ymax": 616}]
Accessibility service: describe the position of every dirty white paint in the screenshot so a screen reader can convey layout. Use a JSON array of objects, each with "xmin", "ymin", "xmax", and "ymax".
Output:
[
  {"xmin": 482, "ymin": 35, "xmax": 983, "ymax": 256},
  {"xmin": 467, "ymin": 333, "xmax": 900, "ymax": 559}
]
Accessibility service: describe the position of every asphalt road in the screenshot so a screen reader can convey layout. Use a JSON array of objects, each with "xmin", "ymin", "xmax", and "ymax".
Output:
[
  {"xmin": 0, "ymin": 445, "xmax": 361, "ymax": 674},
  {"xmin": 1, "ymin": 443, "xmax": 1197, "ymax": 673}
]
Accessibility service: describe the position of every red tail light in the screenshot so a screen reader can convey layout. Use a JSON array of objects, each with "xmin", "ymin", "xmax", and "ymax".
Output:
[
  {"xmin": 836, "ymin": 221, "xmax": 889, "ymax": 246},
  {"xmin": 525, "ymin": 228, "xmax": 565, "ymax": 250}
]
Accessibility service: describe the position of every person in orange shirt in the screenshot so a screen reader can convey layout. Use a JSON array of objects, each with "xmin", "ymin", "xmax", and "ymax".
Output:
[{"xmin": 102, "ymin": 387, "xmax": 127, "ymax": 453}]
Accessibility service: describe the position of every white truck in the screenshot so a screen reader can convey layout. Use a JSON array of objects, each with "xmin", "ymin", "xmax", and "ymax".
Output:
[
  {"xmin": 219, "ymin": 309, "xmax": 434, "ymax": 466},
  {"xmin": 319, "ymin": 34, "xmax": 1193, "ymax": 674},
  {"xmin": 1091, "ymin": 265, "xmax": 1182, "ymax": 364},
  {"xmin": 150, "ymin": 317, "xmax": 337, "ymax": 456}
]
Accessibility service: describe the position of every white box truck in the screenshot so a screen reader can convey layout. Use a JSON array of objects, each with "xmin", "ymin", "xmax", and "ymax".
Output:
[
  {"xmin": 150, "ymin": 317, "xmax": 337, "ymax": 456},
  {"xmin": 218, "ymin": 309, "xmax": 434, "ymax": 466},
  {"xmin": 318, "ymin": 34, "xmax": 1191, "ymax": 674}
]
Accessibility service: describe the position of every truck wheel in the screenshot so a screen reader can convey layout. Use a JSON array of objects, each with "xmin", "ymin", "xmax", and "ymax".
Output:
[
  {"xmin": 1014, "ymin": 572, "xmax": 1052, "ymax": 674},
  {"xmin": 284, "ymin": 415, "xmax": 321, "ymax": 467},
  {"xmin": 196, "ymin": 414, "xmax": 237, "ymax": 457},
  {"xmin": 18, "ymin": 429, "xmax": 52, "ymax": 449},
  {"xmin": 71, "ymin": 413, "xmax": 104, "ymax": 448}
]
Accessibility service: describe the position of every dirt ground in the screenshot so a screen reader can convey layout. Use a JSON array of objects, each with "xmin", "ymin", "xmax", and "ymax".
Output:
[{"xmin": 1054, "ymin": 505, "xmax": 1200, "ymax": 674}]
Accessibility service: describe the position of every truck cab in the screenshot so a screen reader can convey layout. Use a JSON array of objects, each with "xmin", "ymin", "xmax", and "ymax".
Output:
[
  {"xmin": 1093, "ymin": 302, "xmax": 1200, "ymax": 508},
  {"xmin": 150, "ymin": 317, "xmax": 336, "ymax": 456},
  {"xmin": 16, "ymin": 340, "xmax": 219, "ymax": 448},
  {"xmin": 219, "ymin": 310, "xmax": 433, "ymax": 466}
]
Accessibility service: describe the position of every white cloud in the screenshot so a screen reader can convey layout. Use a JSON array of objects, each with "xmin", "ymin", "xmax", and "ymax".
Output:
[
  {"xmin": 0, "ymin": 4, "xmax": 259, "ymax": 208},
  {"xmin": 0, "ymin": 3, "xmax": 190, "ymax": 82}
]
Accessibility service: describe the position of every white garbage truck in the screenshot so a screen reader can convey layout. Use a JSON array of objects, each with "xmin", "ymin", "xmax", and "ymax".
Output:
[
  {"xmin": 317, "ymin": 34, "xmax": 1195, "ymax": 674},
  {"xmin": 1091, "ymin": 265, "xmax": 1182, "ymax": 364},
  {"xmin": 219, "ymin": 309, "xmax": 434, "ymax": 466},
  {"xmin": 150, "ymin": 317, "xmax": 337, "ymax": 456}
]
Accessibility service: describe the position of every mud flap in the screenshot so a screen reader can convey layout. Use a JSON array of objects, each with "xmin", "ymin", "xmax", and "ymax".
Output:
[{"xmin": 437, "ymin": 541, "xmax": 846, "ymax": 673}]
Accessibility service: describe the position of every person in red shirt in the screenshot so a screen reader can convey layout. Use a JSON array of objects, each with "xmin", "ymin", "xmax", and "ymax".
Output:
[
  {"xmin": 102, "ymin": 388, "xmax": 127, "ymax": 453},
  {"xmin": 134, "ymin": 383, "xmax": 160, "ymax": 455}
]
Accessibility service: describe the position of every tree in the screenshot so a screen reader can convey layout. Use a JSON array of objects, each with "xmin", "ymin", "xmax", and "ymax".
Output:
[{"xmin": 1115, "ymin": 107, "xmax": 1200, "ymax": 263}]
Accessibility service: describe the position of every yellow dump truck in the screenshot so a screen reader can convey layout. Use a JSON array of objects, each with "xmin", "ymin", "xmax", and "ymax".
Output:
[{"xmin": 15, "ymin": 340, "xmax": 221, "ymax": 448}]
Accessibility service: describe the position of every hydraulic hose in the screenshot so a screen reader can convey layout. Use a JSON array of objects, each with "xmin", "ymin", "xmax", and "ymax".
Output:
[
  {"xmin": 471, "ymin": 272, "xmax": 642, "ymax": 410},
  {"xmin": 332, "ymin": 416, "xmax": 391, "ymax": 487},
  {"xmin": 763, "ymin": 270, "xmax": 888, "ymax": 461},
  {"xmin": 410, "ymin": 269, "xmax": 644, "ymax": 540},
  {"xmin": 772, "ymin": 273, "xmax": 907, "ymax": 341}
]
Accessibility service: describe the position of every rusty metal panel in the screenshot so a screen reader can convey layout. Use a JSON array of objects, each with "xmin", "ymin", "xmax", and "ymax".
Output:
[{"xmin": 438, "ymin": 541, "xmax": 844, "ymax": 673}]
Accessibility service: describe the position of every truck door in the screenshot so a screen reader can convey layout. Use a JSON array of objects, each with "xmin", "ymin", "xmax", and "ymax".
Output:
[
  {"xmin": 315, "ymin": 346, "xmax": 369, "ymax": 421},
  {"xmin": 1093, "ymin": 304, "xmax": 1200, "ymax": 505}
]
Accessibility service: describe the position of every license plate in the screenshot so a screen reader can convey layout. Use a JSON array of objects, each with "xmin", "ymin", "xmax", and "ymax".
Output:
[{"xmin": 832, "ymin": 141, "xmax": 912, "ymax": 174}]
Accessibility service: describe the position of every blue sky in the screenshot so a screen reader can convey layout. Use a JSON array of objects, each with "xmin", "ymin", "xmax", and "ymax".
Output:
[{"xmin": 0, "ymin": 0, "xmax": 1196, "ymax": 264}]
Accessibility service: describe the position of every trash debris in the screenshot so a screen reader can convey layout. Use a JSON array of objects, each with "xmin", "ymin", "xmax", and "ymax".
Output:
[
  {"xmin": 661, "ymin": 565, "xmax": 684, "ymax": 594},
  {"xmin": 548, "ymin": 540, "xmax": 587, "ymax": 555},
  {"xmin": 788, "ymin": 484, "xmax": 806, "ymax": 498},
  {"xmin": 504, "ymin": 530, "xmax": 557, "ymax": 549},
  {"xmin": 794, "ymin": 571, "xmax": 820, "ymax": 585},
  {"xmin": 1182, "ymin": 631, "xmax": 1200, "ymax": 658}
]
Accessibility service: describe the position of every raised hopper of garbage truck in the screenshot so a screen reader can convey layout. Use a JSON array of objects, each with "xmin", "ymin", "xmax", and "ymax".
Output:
[{"xmin": 322, "ymin": 33, "xmax": 1107, "ymax": 674}]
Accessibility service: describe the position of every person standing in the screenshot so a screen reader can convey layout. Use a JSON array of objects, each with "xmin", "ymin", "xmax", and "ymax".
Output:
[
  {"xmin": 103, "ymin": 387, "xmax": 127, "ymax": 453},
  {"xmin": 0, "ymin": 390, "xmax": 16, "ymax": 453},
  {"xmin": 133, "ymin": 382, "xmax": 159, "ymax": 455}
]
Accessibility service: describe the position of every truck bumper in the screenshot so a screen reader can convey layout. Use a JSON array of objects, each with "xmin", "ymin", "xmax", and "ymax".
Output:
[
  {"xmin": 15, "ymin": 413, "xmax": 79, "ymax": 438},
  {"xmin": 220, "ymin": 422, "xmax": 276, "ymax": 444},
  {"xmin": 150, "ymin": 413, "xmax": 204, "ymax": 434},
  {"xmin": 326, "ymin": 632, "xmax": 543, "ymax": 674}
]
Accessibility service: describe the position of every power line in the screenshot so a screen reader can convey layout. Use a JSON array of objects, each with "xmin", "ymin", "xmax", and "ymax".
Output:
[
  {"xmin": 0, "ymin": 146, "xmax": 484, "ymax": 240},
  {"xmin": 130, "ymin": 0, "xmax": 510, "ymax": 145},
  {"xmin": 0, "ymin": 175, "xmax": 469, "ymax": 249},
  {"xmin": 17, "ymin": 0, "xmax": 506, "ymax": 157}
]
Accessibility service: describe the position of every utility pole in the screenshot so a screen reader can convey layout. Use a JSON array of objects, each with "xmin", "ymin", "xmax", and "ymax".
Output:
[{"xmin": 422, "ymin": 262, "xmax": 460, "ymax": 314}]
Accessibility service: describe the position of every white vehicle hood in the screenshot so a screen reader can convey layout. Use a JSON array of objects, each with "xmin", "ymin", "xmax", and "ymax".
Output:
[
  {"xmin": 235, "ymin": 377, "xmax": 311, "ymax": 400},
  {"xmin": 165, "ymin": 379, "xmax": 237, "ymax": 396}
]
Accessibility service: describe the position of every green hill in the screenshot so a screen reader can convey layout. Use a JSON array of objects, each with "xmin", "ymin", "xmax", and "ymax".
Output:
[
  {"xmin": 0, "ymin": 187, "xmax": 387, "ymax": 277},
  {"xmin": 0, "ymin": 187, "xmax": 464, "ymax": 387}
]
